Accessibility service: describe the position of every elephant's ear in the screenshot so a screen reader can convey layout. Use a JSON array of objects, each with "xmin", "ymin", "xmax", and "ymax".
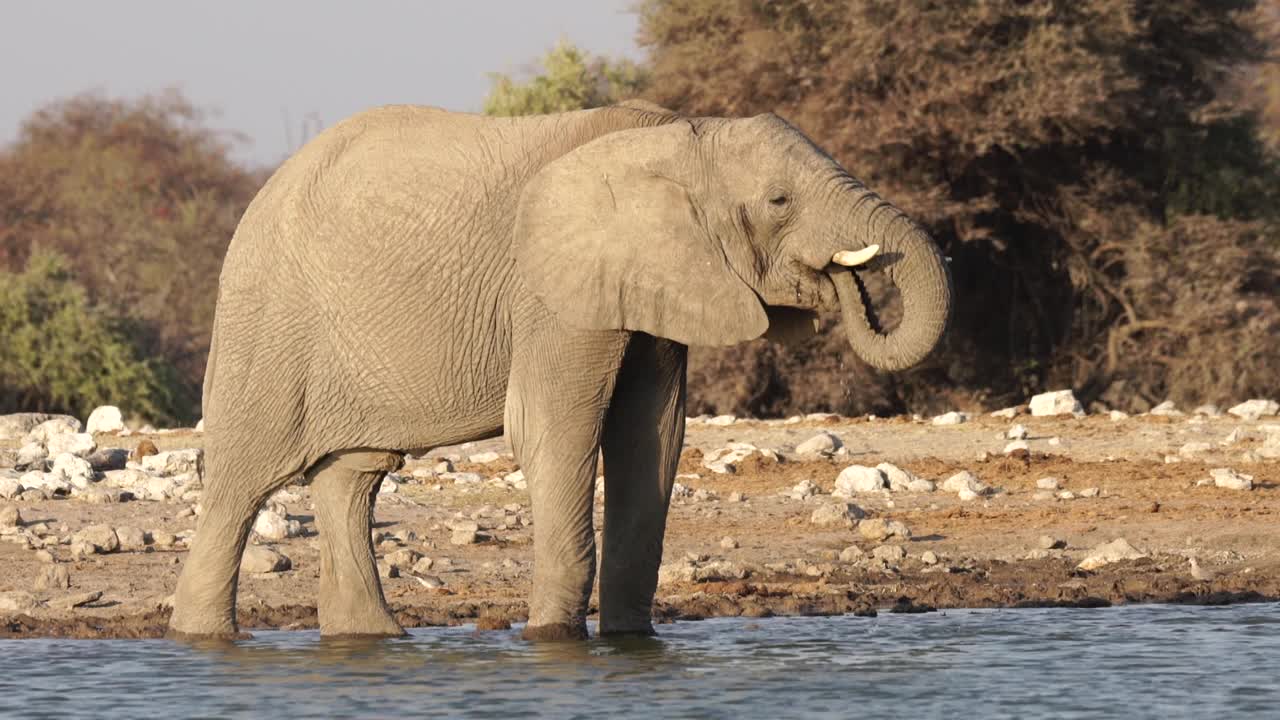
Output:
[
  {"xmin": 513, "ymin": 123, "xmax": 768, "ymax": 346},
  {"xmin": 763, "ymin": 307, "xmax": 819, "ymax": 346}
]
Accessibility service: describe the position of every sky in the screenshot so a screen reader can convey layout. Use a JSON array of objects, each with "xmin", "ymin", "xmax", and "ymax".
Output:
[{"xmin": 1, "ymin": 1, "xmax": 641, "ymax": 167}]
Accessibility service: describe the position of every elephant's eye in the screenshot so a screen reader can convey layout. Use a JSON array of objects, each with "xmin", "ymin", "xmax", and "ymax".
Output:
[{"xmin": 769, "ymin": 194, "xmax": 789, "ymax": 207}]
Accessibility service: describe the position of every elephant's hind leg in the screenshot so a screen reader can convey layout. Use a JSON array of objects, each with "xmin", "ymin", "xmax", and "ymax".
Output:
[{"xmin": 307, "ymin": 449, "xmax": 405, "ymax": 637}]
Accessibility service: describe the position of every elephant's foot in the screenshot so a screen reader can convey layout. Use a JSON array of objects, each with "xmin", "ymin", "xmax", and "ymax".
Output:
[
  {"xmin": 166, "ymin": 603, "xmax": 250, "ymax": 641},
  {"xmin": 318, "ymin": 598, "xmax": 405, "ymax": 638},
  {"xmin": 521, "ymin": 621, "xmax": 589, "ymax": 642},
  {"xmin": 597, "ymin": 618, "xmax": 656, "ymax": 637}
]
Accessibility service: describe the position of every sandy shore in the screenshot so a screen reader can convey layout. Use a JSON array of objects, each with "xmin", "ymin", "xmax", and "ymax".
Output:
[{"xmin": 2, "ymin": 409, "xmax": 1278, "ymax": 638}]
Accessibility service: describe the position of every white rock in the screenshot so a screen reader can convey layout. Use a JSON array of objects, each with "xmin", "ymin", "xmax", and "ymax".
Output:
[
  {"xmin": 140, "ymin": 449, "xmax": 204, "ymax": 478},
  {"xmin": 0, "ymin": 505, "xmax": 20, "ymax": 528},
  {"xmin": 1110, "ymin": 410, "xmax": 1129, "ymax": 421},
  {"xmin": 1077, "ymin": 538, "xmax": 1146, "ymax": 570},
  {"xmin": 74, "ymin": 524, "xmax": 120, "ymax": 553},
  {"xmin": 253, "ymin": 509, "xmax": 301, "ymax": 540},
  {"xmin": 116, "ymin": 526, "xmax": 147, "ymax": 552},
  {"xmin": 15, "ymin": 442, "xmax": 47, "ymax": 467},
  {"xmin": 921, "ymin": 550, "xmax": 939, "ymax": 565},
  {"xmin": 1178, "ymin": 442, "xmax": 1212, "ymax": 458},
  {"xmin": 46, "ymin": 433, "xmax": 96, "ymax": 458},
  {"xmin": 1036, "ymin": 477, "xmax": 1061, "ymax": 490},
  {"xmin": 941, "ymin": 471, "xmax": 987, "ymax": 495},
  {"xmin": 1228, "ymin": 399, "xmax": 1279, "ymax": 421},
  {"xmin": 1007, "ymin": 424, "xmax": 1028, "ymax": 440},
  {"xmin": 0, "ymin": 477, "xmax": 21, "ymax": 500},
  {"xmin": 931, "ymin": 411, "xmax": 969, "ymax": 426},
  {"xmin": 702, "ymin": 443, "xmax": 759, "ymax": 474},
  {"xmin": 1003, "ymin": 440, "xmax": 1030, "ymax": 455},
  {"xmin": 1192, "ymin": 404, "xmax": 1220, "ymax": 417},
  {"xmin": 809, "ymin": 502, "xmax": 866, "ymax": 527},
  {"xmin": 788, "ymin": 479, "xmax": 820, "ymax": 500},
  {"xmin": 1209, "ymin": 468, "xmax": 1253, "ymax": 491},
  {"xmin": 705, "ymin": 414, "xmax": 737, "ymax": 426},
  {"xmin": 194, "ymin": 419, "xmax": 205, "ymax": 432},
  {"xmin": 241, "ymin": 545, "xmax": 291, "ymax": 573},
  {"xmin": 876, "ymin": 462, "xmax": 928, "ymax": 492},
  {"xmin": 467, "ymin": 451, "xmax": 501, "ymax": 464},
  {"xmin": 23, "ymin": 417, "xmax": 82, "ymax": 444},
  {"xmin": 1079, "ymin": 487, "xmax": 1100, "ymax": 498},
  {"xmin": 50, "ymin": 453, "xmax": 94, "ymax": 489},
  {"xmin": 833, "ymin": 465, "xmax": 886, "ymax": 496},
  {"xmin": 794, "ymin": 432, "xmax": 842, "ymax": 457},
  {"xmin": 990, "ymin": 406, "xmax": 1020, "ymax": 419},
  {"xmin": 858, "ymin": 518, "xmax": 911, "ymax": 542},
  {"xmin": 0, "ymin": 591, "xmax": 39, "ymax": 614},
  {"xmin": 958, "ymin": 488, "xmax": 979, "ymax": 501},
  {"xmin": 1029, "ymin": 390, "xmax": 1083, "ymax": 417},
  {"xmin": 1149, "ymin": 400, "xmax": 1182, "ymax": 416},
  {"xmin": 85, "ymin": 406, "xmax": 125, "ymax": 435},
  {"xmin": 19, "ymin": 471, "xmax": 70, "ymax": 495},
  {"xmin": 1057, "ymin": 490, "xmax": 1076, "ymax": 500}
]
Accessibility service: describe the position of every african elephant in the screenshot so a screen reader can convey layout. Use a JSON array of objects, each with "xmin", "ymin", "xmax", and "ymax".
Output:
[{"xmin": 167, "ymin": 99, "xmax": 952, "ymax": 641}]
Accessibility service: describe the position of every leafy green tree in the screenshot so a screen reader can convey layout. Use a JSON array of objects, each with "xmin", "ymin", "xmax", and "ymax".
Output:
[
  {"xmin": 0, "ymin": 252, "xmax": 174, "ymax": 422},
  {"xmin": 484, "ymin": 41, "xmax": 647, "ymax": 116}
]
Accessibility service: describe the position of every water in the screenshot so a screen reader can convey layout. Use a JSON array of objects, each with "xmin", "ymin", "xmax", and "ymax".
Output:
[{"xmin": 1, "ymin": 603, "xmax": 1277, "ymax": 719}]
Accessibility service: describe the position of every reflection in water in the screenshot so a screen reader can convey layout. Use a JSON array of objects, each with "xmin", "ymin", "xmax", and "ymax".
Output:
[{"xmin": 1, "ymin": 605, "xmax": 1278, "ymax": 718}]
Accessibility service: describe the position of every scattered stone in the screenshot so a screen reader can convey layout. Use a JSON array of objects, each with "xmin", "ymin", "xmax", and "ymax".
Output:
[
  {"xmin": 411, "ymin": 557, "xmax": 436, "ymax": 575},
  {"xmin": 86, "ymin": 447, "xmax": 129, "ymax": 472},
  {"xmin": 194, "ymin": 419, "xmax": 204, "ymax": 432},
  {"xmin": 52, "ymin": 591, "xmax": 103, "ymax": 610},
  {"xmin": 130, "ymin": 440, "xmax": 159, "ymax": 462},
  {"xmin": 833, "ymin": 465, "xmax": 886, "ymax": 496},
  {"xmin": 1079, "ymin": 487, "xmax": 1100, "ymax": 498},
  {"xmin": 931, "ymin": 411, "xmax": 969, "ymax": 426},
  {"xmin": 1038, "ymin": 535, "xmax": 1064, "ymax": 550},
  {"xmin": 839, "ymin": 546, "xmax": 865, "ymax": 562},
  {"xmin": 1078, "ymin": 538, "xmax": 1146, "ymax": 570},
  {"xmin": 0, "ymin": 591, "xmax": 39, "ymax": 614},
  {"xmin": 1209, "ymin": 468, "xmax": 1254, "ymax": 491},
  {"xmin": 1007, "ymin": 424, "xmax": 1028, "ymax": 440},
  {"xmin": 727, "ymin": 491, "xmax": 745, "ymax": 503},
  {"xmin": 35, "ymin": 565, "xmax": 70, "ymax": 591},
  {"xmin": 50, "ymin": 453, "xmax": 94, "ymax": 488},
  {"xmin": 23, "ymin": 417, "xmax": 82, "ymax": 444},
  {"xmin": 467, "ymin": 451, "xmax": 501, "ymax": 464},
  {"xmin": 921, "ymin": 550, "xmax": 939, "ymax": 565},
  {"xmin": 116, "ymin": 526, "xmax": 147, "ymax": 552},
  {"xmin": 1193, "ymin": 404, "xmax": 1221, "ymax": 417},
  {"xmin": 253, "ymin": 510, "xmax": 302, "ymax": 540},
  {"xmin": 794, "ymin": 432, "xmax": 842, "ymax": 457},
  {"xmin": 702, "ymin": 443, "xmax": 774, "ymax": 474},
  {"xmin": 1029, "ymin": 390, "xmax": 1083, "ymax": 417},
  {"xmin": 720, "ymin": 536, "xmax": 739, "ymax": 550},
  {"xmin": 1003, "ymin": 440, "xmax": 1030, "ymax": 455},
  {"xmin": 450, "ymin": 520, "xmax": 481, "ymax": 545},
  {"xmin": 788, "ymin": 479, "xmax": 820, "ymax": 500},
  {"xmin": 15, "ymin": 442, "xmax": 46, "ymax": 467},
  {"xmin": 941, "ymin": 471, "xmax": 987, "ymax": 495},
  {"xmin": 139, "ymin": 449, "xmax": 203, "ymax": 478},
  {"xmin": 1032, "ymin": 490, "xmax": 1055, "ymax": 501},
  {"xmin": 872, "ymin": 544, "xmax": 907, "ymax": 563},
  {"xmin": 86, "ymin": 406, "xmax": 126, "ymax": 435},
  {"xmin": 704, "ymin": 414, "xmax": 737, "ymax": 426},
  {"xmin": 958, "ymin": 488, "xmax": 980, "ymax": 502},
  {"xmin": 241, "ymin": 545, "xmax": 291, "ymax": 573},
  {"xmin": 877, "ymin": 462, "xmax": 933, "ymax": 493},
  {"xmin": 150, "ymin": 530, "xmax": 177, "ymax": 549},
  {"xmin": 990, "ymin": 406, "xmax": 1020, "ymax": 419},
  {"xmin": 1149, "ymin": 400, "xmax": 1182, "ymax": 416},
  {"xmin": 1036, "ymin": 477, "xmax": 1061, "ymax": 490},
  {"xmin": 1228, "ymin": 399, "xmax": 1279, "ymax": 421},
  {"xmin": 1057, "ymin": 490, "xmax": 1076, "ymax": 500},
  {"xmin": 0, "ymin": 413, "xmax": 64, "ymax": 441},
  {"xmin": 0, "ymin": 505, "xmax": 20, "ymax": 528},
  {"xmin": 433, "ymin": 459, "xmax": 455, "ymax": 474},
  {"xmin": 1179, "ymin": 442, "xmax": 1212, "ymax": 458},
  {"xmin": 809, "ymin": 502, "xmax": 866, "ymax": 527},
  {"xmin": 858, "ymin": 518, "xmax": 911, "ymax": 542},
  {"xmin": 0, "ymin": 477, "xmax": 20, "ymax": 500},
  {"xmin": 1110, "ymin": 410, "xmax": 1129, "ymax": 421},
  {"xmin": 385, "ymin": 548, "xmax": 422, "ymax": 571},
  {"xmin": 74, "ymin": 524, "xmax": 119, "ymax": 553},
  {"xmin": 46, "ymin": 433, "xmax": 96, "ymax": 458}
]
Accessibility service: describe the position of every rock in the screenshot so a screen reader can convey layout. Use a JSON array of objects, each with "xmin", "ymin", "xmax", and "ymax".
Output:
[
  {"xmin": 719, "ymin": 536, "xmax": 739, "ymax": 549},
  {"xmin": 1057, "ymin": 490, "xmax": 1076, "ymax": 500},
  {"xmin": 1077, "ymin": 538, "xmax": 1146, "ymax": 570},
  {"xmin": 788, "ymin": 479, "xmax": 820, "ymax": 500},
  {"xmin": 1110, "ymin": 410, "xmax": 1129, "ymax": 421},
  {"xmin": 411, "ymin": 557, "xmax": 436, "ymax": 575},
  {"xmin": 1029, "ymin": 390, "xmax": 1083, "ymax": 417},
  {"xmin": 693, "ymin": 560, "xmax": 748, "ymax": 582},
  {"xmin": 0, "ymin": 477, "xmax": 21, "ymax": 500},
  {"xmin": 241, "ymin": 545, "xmax": 291, "ymax": 573},
  {"xmin": 1179, "ymin": 442, "xmax": 1212, "ymax": 458},
  {"xmin": 22, "ymin": 416, "xmax": 82, "ymax": 444},
  {"xmin": 839, "ymin": 546, "xmax": 865, "ymax": 562},
  {"xmin": 139, "ymin": 449, "xmax": 203, "ymax": 478},
  {"xmin": 50, "ymin": 453, "xmax": 94, "ymax": 488},
  {"xmin": 0, "ymin": 591, "xmax": 39, "ymax": 614},
  {"xmin": 990, "ymin": 406, "xmax": 1020, "ymax": 419},
  {"xmin": 150, "ymin": 530, "xmax": 177, "ymax": 549},
  {"xmin": 433, "ymin": 459, "xmax": 454, "ymax": 474},
  {"xmin": 1193, "ymin": 404, "xmax": 1221, "ymax": 417},
  {"xmin": 86, "ymin": 448, "xmax": 129, "ymax": 472},
  {"xmin": 877, "ymin": 462, "xmax": 932, "ymax": 493},
  {"xmin": 921, "ymin": 550, "xmax": 939, "ymax": 565},
  {"xmin": 931, "ymin": 411, "xmax": 969, "ymax": 426},
  {"xmin": 1038, "ymin": 535, "xmax": 1064, "ymax": 550},
  {"xmin": 833, "ymin": 465, "xmax": 886, "ymax": 496},
  {"xmin": 1228, "ymin": 399, "xmax": 1279, "ymax": 421},
  {"xmin": 809, "ymin": 502, "xmax": 866, "ymax": 527},
  {"xmin": 15, "ymin": 442, "xmax": 47, "ymax": 467},
  {"xmin": 941, "ymin": 471, "xmax": 987, "ymax": 495},
  {"xmin": 1003, "ymin": 440, "xmax": 1030, "ymax": 455},
  {"xmin": 86, "ymin": 406, "xmax": 126, "ymax": 435},
  {"xmin": 378, "ymin": 477, "xmax": 400, "ymax": 494},
  {"xmin": 467, "ymin": 451, "xmax": 502, "ymax": 464},
  {"xmin": 52, "ymin": 591, "xmax": 103, "ymax": 610},
  {"xmin": 1079, "ymin": 487, "xmax": 1100, "ymax": 498},
  {"xmin": 451, "ymin": 528, "xmax": 480, "ymax": 545},
  {"xmin": 0, "ymin": 505, "xmax": 20, "ymax": 528},
  {"xmin": 957, "ymin": 488, "xmax": 980, "ymax": 502},
  {"xmin": 35, "ymin": 565, "xmax": 70, "ymax": 591},
  {"xmin": 0, "ymin": 413, "xmax": 63, "ymax": 441},
  {"xmin": 1007, "ymin": 424, "xmax": 1029, "ymax": 440},
  {"xmin": 254, "ymin": 510, "xmax": 301, "ymax": 540},
  {"xmin": 74, "ymin": 524, "xmax": 119, "ymax": 553},
  {"xmin": 872, "ymin": 544, "xmax": 907, "ymax": 563},
  {"xmin": 116, "ymin": 526, "xmax": 147, "ymax": 552},
  {"xmin": 794, "ymin": 432, "xmax": 842, "ymax": 457},
  {"xmin": 704, "ymin": 414, "xmax": 737, "ymax": 426},
  {"xmin": 1036, "ymin": 477, "xmax": 1061, "ymax": 490},
  {"xmin": 1209, "ymin": 468, "xmax": 1253, "ymax": 491},
  {"xmin": 727, "ymin": 491, "xmax": 745, "ymax": 503},
  {"xmin": 130, "ymin": 440, "xmax": 159, "ymax": 462},
  {"xmin": 1148, "ymin": 400, "xmax": 1181, "ymax": 416},
  {"xmin": 46, "ymin": 433, "xmax": 96, "ymax": 458},
  {"xmin": 702, "ymin": 442, "xmax": 769, "ymax": 474},
  {"xmin": 385, "ymin": 548, "xmax": 422, "ymax": 571},
  {"xmin": 858, "ymin": 518, "xmax": 911, "ymax": 542},
  {"xmin": 194, "ymin": 419, "xmax": 204, "ymax": 432}
]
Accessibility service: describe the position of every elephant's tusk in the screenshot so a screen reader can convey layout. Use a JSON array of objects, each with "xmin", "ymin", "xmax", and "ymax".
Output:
[{"xmin": 832, "ymin": 244, "xmax": 880, "ymax": 267}]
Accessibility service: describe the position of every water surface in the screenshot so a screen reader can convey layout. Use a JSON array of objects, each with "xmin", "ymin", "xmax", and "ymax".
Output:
[{"xmin": 1, "ymin": 603, "xmax": 1276, "ymax": 719}]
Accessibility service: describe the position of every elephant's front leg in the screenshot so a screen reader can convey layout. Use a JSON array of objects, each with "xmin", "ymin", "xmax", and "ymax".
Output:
[
  {"xmin": 599, "ymin": 336, "xmax": 687, "ymax": 635},
  {"xmin": 506, "ymin": 316, "xmax": 630, "ymax": 641}
]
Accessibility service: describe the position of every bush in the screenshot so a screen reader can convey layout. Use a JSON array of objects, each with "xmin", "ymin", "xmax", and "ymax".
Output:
[
  {"xmin": 0, "ymin": 252, "xmax": 173, "ymax": 422},
  {"xmin": 484, "ymin": 41, "xmax": 647, "ymax": 116}
]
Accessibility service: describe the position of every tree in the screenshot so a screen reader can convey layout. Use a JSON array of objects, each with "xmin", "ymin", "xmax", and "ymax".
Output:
[
  {"xmin": 484, "ymin": 41, "xmax": 647, "ymax": 116},
  {"xmin": 0, "ymin": 252, "xmax": 172, "ymax": 422},
  {"xmin": 637, "ymin": 0, "xmax": 1280, "ymax": 413}
]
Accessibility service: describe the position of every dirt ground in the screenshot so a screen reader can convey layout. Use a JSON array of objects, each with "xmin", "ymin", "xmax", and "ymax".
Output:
[{"xmin": 2, "ymin": 409, "xmax": 1278, "ymax": 638}]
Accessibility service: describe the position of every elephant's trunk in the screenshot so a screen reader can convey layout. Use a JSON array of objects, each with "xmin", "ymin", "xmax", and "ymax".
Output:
[{"xmin": 828, "ymin": 201, "xmax": 952, "ymax": 372}]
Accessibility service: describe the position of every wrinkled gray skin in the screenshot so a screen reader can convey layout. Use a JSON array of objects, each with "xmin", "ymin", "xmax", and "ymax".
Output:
[{"xmin": 167, "ymin": 100, "xmax": 952, "ymax": 641}]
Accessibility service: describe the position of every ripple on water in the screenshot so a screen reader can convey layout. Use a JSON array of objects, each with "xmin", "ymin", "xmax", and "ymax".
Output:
[{"xmin": 0, "ymin": 603, "xmax": 1277, "ymax": 719}]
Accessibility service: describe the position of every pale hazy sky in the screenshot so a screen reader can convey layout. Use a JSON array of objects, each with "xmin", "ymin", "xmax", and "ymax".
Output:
[{"xmin": 2, "ymin": 1, "xmax": 641, "ymax": 166}]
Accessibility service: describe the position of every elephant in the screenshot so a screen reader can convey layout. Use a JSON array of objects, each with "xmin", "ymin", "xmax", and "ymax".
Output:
[{"xmin": 166, "ymin": 99, "xmax": 952, "ymax": 641}]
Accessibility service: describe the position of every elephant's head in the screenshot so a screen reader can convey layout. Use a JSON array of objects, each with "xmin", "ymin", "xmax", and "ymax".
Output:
[{"xmin": 513, "ymin": 111, "xmax": 952, "ymax": 371}]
